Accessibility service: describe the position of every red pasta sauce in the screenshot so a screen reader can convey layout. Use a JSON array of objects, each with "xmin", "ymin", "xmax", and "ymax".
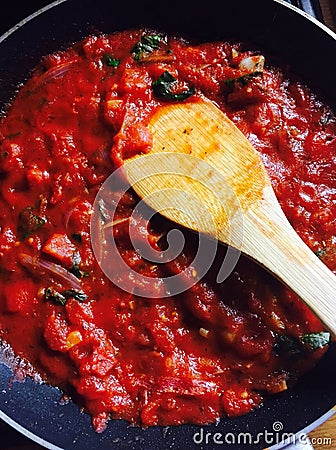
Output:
[{"xmin": 0, "ymin": 29, "xmax": 335, "ymax": 432}]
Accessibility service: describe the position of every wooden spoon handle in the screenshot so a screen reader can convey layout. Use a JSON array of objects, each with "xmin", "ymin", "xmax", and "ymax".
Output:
[
  {"xmin": 227, "ymin": 186, "xmax": 336, "ymax": 336},
  {"xmin": 128, "ymin": 99, "xmax": 336, "ymax": 336}
]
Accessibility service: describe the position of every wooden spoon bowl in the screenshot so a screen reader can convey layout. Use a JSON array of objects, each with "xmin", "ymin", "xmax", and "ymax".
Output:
[{"xmin": 124, "ymin": 99, "xmax": 336, "ymax": 336}]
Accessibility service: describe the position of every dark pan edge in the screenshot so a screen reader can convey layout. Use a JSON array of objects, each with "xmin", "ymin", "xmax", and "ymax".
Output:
[
  {"xmin": 268, "ymin": 407, "xmax": 336, "ymax": 449},
  {"xmin": 0, "ymin": 0, "xmax": 67, "ymax": 44},
  {"xmin": 275, "ymin": 0, "xmax": 336, "ymax": 38},
  {"xmin": 0, "ymin": 409, "xmax": 62, "ymax": 450}
]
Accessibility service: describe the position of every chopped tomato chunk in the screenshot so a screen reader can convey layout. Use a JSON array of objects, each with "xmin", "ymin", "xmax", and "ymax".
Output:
[{"xmin": 42, "ymin": 233, "xmax": 76, "ymax": 267}]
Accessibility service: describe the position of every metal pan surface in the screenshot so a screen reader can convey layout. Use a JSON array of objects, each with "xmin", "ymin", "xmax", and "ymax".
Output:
[{"xmin": 0, "ymin": 0, "xmax": 335, "ymax": 448}]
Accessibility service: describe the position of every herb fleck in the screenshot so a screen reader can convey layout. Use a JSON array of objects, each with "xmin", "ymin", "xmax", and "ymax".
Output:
[
  {"xmin": 102, "ymin": 54, "xmax": 120, "ymax": 68},
  {"xmin": 301, "ymin": 332, "xmax": 330, "ymax": 350},
  {"xmin": 62, "ymin": 289, "xmax": 87, "ymax": 302},
  {"xmin": 18, "ymin": 206, "xmax": 46, "ymax": 239},
  {"xmin": 225, "ymin": 71, "xmax": 263, "ymax": 88},
  {"xmin": 132, "ymin": 34, "xmax": 162, "ymax": 61},
  {"xmin": 44, "ymin": 287, "xmax": 87, "ymax": 306},
  {"xmin": 274, "ymin": 331, "xmax": 330, "ymax": 358},
  {"xmin": 44, "ymin": 287, "xmax": 67, "ymax": 306},
  {"xmin": 274, "ymin": 334, "xmax": 303, "ymax": 358},
  {"xmin": 314, "ymin": 248, "xmax": 327, "ymax": 258},
  {"xmin": 69, "ymin": 252, "xmax": 89, "ymax": 279},
  {"xmin": 153, "ymin": 71, "xmax": 195, "ymax": 101}
]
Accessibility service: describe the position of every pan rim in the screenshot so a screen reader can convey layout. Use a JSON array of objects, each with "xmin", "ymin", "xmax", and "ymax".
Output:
[
  {"xmin": 274, "ymin": 0, "xmax": 336, "ymax": 39},
  {"xmin": 0, "ymin": 0, "xmax": 67, "ymax": 45},
  {"xmin": 0, "ymin": 408, "xmax": 62, "ymax": 450}
]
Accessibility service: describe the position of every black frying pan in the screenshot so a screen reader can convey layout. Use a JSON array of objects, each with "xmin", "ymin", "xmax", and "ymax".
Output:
[{"xmin": 0, "ymin": 1, "xmax": 335, "ymax": 448}]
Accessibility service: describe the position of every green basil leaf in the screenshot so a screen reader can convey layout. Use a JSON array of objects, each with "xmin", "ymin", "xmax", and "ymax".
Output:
[
  {"xmin": 69, "ymin": 252, "xmax": 88, "ymax": 279},
  {"xmin": 44, "ymin": 287, "xmax": 67, "ymax": 306},
  {"xmin": 273, "ymin": 334, "xmax": 303, "ymax": 358},
  {"xmin": 62, "ymin": 289, "xmax": 87, "ymax": 302},
  {"xmin": 153, "ymin": 71, "xmax": 195, "ymax": 101},
  {"xmin": 300, "ymin": 332, "xmax": 330, "ymax": 350},
  {"xmin": 132, "ymin": 34, "xmax": 162, "ymax": 61},
  {"xmin": 18, "ymin": 206, "xmax": 46, "ymax": 239},
  {"xmin": 141, "ymin": 35, "xmax": 162, "ymax": 48},
  {"xmin": 103, "ymin": 55, "xmax": 120, "ymax": 67},
  {"xmin": 314, "ymin": 248, "xmax": 327, "ymax": 258},
  {"xmin": 274, "ymin": 332, "xmax": 331, "ymax": 358},
  {"xmin": 44, "ymin": 287, "xmax": 87, "ymax": 305},
  {"xmin": 69, "ymin": 263, "xmax": 89, "ymax": 279}
]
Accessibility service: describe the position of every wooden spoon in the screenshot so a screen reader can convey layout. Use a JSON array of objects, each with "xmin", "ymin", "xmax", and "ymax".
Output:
[{"xmin": 123, "ymin": 99, "xmax": 336, "ymax": 336}]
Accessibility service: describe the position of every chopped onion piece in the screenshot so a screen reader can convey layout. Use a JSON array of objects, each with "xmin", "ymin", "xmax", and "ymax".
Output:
[
  {"xmin": 19, "ymin": 253, "xmax": 82, "ymax": 291},
  {"xmin": 31, "ymin": 60, "xmax": 77, "ymax": 90},
  {"xmin": 239, "ymin": 55, "xmax": 265, "ymax": 72},
  {"xmin": 199, "ymin": 327, "xmax": 210, "ymax": 338}
]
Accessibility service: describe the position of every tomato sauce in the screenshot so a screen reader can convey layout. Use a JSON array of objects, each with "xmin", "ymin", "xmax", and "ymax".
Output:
[{"xmin": 0, "ymin": 29, "xmax": 335, "ymax": 432}]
